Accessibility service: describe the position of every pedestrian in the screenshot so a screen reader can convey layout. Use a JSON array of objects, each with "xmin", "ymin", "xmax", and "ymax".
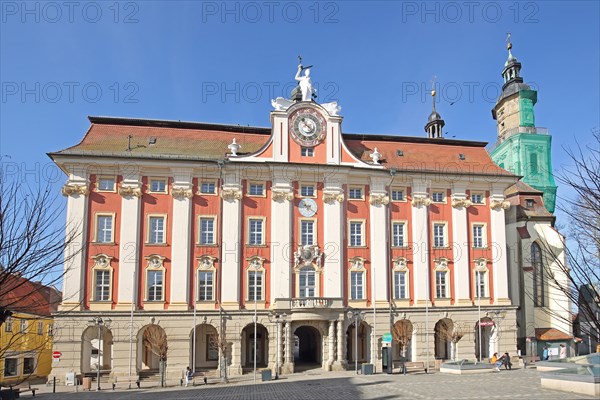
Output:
[
  {"xmin": 542, "ymin": 345, "xmax": 549, "ymax": 361},
  {"xmin": 185, "ymin": 366, "xmax": 192, "ymax": 387},
  {"xmin": 493, "ymin": 354, "xmax": 506, "ymax": 371},
  {"xmin": 502, "ymin": 352, "xmax": 512, "ymax": 370},
  {"xmin": 559, "ymin": 344, "xmax": 567, "ymax": 359},
  {"xmin": 490, "ymin": 352, "xmax": 498, "ymax": 364}
]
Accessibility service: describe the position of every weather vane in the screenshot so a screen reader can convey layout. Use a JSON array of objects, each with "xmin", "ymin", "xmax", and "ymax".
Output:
[
  {"xmin": 430, "ymin": 75, "xmax": 437, "ymax": 96},
  {"xmin": 297, "ymin": 54, "xmax": 313, "ymax": 70},
  {"xmin": 506, "ymin": 32, "xmax": 512, "ymax": 50}
]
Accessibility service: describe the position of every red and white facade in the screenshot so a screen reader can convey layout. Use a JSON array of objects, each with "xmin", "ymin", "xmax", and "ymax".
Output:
[{"xmin": 50, "ymin": 99, "xmax": 519, "ymax": 380}]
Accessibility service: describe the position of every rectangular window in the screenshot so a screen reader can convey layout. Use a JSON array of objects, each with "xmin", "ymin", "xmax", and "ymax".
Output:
[
  {"xmin": 391, "ymin": 189, "xmax": 404, "ymax": 201},
  {"xmin": 200, "ymin": 182, "xmax": 216, "ymax": 194},
  {"xmin": 37, "ymin": 321, "xmax": 44, "ymax": 335},
  {"xmin": 432, "ymin": 191, "xmax": 445, "ymax": 203},
  {"xmin": 147, "ymin": 270, "xmax": 163, "ymax": 301},
  {"xmin": 4, "ymin": 358, "xmax": 18, "ymax": 377},
  {"xmin": 248, "ymin": 183, "xmax": 264, "ymax": 196},
  {"xmin": 95, "ymin": 270, "xmax": 110, "ymax": 301},
  {"xmin": 475, "ymin": 271, "xmax": 486, "ymax": 298},
  {"xmin": 433, "ymin": 223, "xmax": 446, "ymax": 247},
  {"xmin": 199, "ymin": 217, "xmax": 215, "ymax": 245},
  {"xmin": 299, "ymin": 269, "xmax": 316, "ymax": 298},
  {"xmin": 300, "ymin": 185, "xmax": 315, "ymax": 197},
  {"xmin": 4, "ymin": 317, "xmax": 12, "ymax": 332},
  {"xmin": 248, "ymin": 219, "xmax": 264, "ymax": 245},
  {"xmin": 149, "ymin": 216, "xmax": 165, "ymax": 244},
  {"xmin": 20, "ymin": 319, "xmax": 27, "ymax": 333},
  {"xmin": 350, "ymin": 271, "xmax": 364, "ymax": 300},
  {"xmin": 248, "ymin": 271, "xmax": 263, "ymax": 301},
  {"xmin": 198, "ymin": 271, "xmax": 214, "ymax": 301},
  {"xmin": 301, "ymin": 220, "xmax": 315, "ymax": 246},
  {"xmin": 349, "ymin": 221, "xmax": 363, "ymax": 247},
  {"xmin": 471, "ymin": 193, "xmax": 484, "ymax": 204},
  {"xmin": 149, "ymin": 179, "xmax": 167, "ymax": 193},
  {"xmin": 392, "ymin": 222, "xmax": 405, "ymax": 247},
  {"xmin": 97, "ymin": 177, "xmax": 115, "ymax": 191},
  {"xmin": 473, "ymin": 225, "xmax": 485, "ymax": 248},
  {"xmin": 436, "ymin": 271, "xmax": 447, "ymax": 298},
  {"xmin": 48, "ymin": 324, "xmax": 54, "ymax": 336},
  {"xmin": 394, "ymin": 271, "xmax": 407, "ymax": 299},
  {"xmin": 96, "ymin": 215, "xmax": 113, "ymax": 243},
  {"xmin": 348, "ymin": 187, "xmax": 363, "ymax": 200},
  {"xmin": 301, "ymin": 147, "xmax": 314, "ymax": 157},
  {"xmin": 23, "ymin": 358, "xmax": 35, "ymax": 375}
]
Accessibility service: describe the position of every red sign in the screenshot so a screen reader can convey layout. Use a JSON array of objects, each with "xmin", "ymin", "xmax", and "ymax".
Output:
[
  {"xmin": 52, "ymin": 351, "xmax": 61, "ymax": 359},
  {"xmin": 479, "ymin": 321, "xmax": 495, "ymax": 327}
]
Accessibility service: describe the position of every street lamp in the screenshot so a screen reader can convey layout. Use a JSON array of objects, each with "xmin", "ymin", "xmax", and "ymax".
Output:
[
  {"xmin": 347, "ymin": 310, "xmax": 365, "ymax": 374},
  {"xmin": 268, "ymin": 312, "xmax": 287, "ymax": 379},
  {"xmin": 89, "ymin": 317, "xmax": 111, "ymax": 391}
]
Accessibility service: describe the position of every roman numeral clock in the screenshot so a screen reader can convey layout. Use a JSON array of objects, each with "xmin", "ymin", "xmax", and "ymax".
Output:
[{"xmin": 289, "ymin": 108, "xmax": 326, "ymax": 147}]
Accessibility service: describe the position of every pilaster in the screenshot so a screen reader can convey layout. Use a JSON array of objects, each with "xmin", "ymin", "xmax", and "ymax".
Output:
[
  {"xmin": 369, "ymin": 177, "xmax": 389, "ymax": 305},
  {"xmin": 220, "ymin": 170, "xmax": 242, "ymax": 309},
  {"xmin": 411, "ymin": 181, "xmax": 432, "ymax": 306},
  {"xmin": 490, "ymin": 185, "xmax": 511, "ymax": 305},
  {"xmin": 451, "ymin": 186, "xmax": 471, "ymax": 306},
  {"xmin": 323, "ymin": 175, "xmax": 346, "ymax": 298},
  {"xmin": 270, "ymin": 171, "xmax": 293, "ymax": 301}
]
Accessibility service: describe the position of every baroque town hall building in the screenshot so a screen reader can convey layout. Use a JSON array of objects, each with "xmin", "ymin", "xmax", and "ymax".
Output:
[{"xmin": 49, "ymin": 42, "xmax": 570, "ymax": 381}]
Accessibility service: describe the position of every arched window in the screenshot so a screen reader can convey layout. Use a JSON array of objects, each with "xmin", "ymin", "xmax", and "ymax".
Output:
[{"xmin": 531, "ymin": 242, "xmax": 545, "ymax": 307}]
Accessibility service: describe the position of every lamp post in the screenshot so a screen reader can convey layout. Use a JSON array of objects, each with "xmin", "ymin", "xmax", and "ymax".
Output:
[
  {"xmin": 89, "ymin": 317, "xmax": 111, "ymax": 391},
  {"xmin": 347, "ymin": 310, "xmax": 365, "ymax": 374},
  {"xmin": 268, "ymin": 312, "xmax": 287, "ymax": 379}
]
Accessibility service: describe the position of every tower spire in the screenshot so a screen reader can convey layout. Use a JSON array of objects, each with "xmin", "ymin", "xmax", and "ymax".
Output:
[{"xmin": 424, "ymin": 76, "xmax": 445, "ymax": 139}]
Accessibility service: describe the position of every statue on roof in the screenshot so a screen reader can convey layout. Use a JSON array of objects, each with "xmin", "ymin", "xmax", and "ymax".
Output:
[{"xmin": 295, "ymin": 56, "xmax": 316, "ymax": 102}]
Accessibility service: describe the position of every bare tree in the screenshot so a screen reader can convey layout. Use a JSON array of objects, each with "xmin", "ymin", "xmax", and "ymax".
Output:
[
  {"xmin": 435, "ymin": 319, "xmax": 466, "ymax": 361},
  {"xmin": 142, "ymin": 325, "xmax": 168, "ymax": 387},
  {"xmin": 0, "ymin": 175, "xmax": 80, "ymax": 385},
  {"xmin": 392, "ymin": 319, "xmax": 413, "ymax": 360},
  {"xmin": 536, "ymin": 129, "xmax": 600, "ymax": 350}
]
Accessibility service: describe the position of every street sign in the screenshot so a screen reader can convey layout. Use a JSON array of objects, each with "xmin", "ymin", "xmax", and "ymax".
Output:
[
  {"xmin": 382, "ymin": 332, "xmax": 393, "ymax": 344},
  {"xmin": 479, "ymin": 321, "xmax": 495, "ymax": 327},
  {"xmin": 52, "ymin": 351, "xmax": 61, "ymax": 359}
]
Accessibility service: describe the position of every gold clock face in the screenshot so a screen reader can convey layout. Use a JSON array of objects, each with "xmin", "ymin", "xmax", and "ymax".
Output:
[{"xmin": 289, "ymin": 108, "xmax": 326, "ymax": 147}]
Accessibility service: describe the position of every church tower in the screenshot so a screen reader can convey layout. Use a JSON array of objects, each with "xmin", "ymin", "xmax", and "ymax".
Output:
[
  {"xmin": 425, "ymin": 83, "xmax": 445, "ymax": 139},
  {"xmin": 490, "ymin": 36, "xmax": 557, "ymax": 212}
]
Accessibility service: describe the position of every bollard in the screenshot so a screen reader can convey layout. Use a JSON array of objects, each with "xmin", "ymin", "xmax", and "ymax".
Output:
[
  {"xmin": 203, "ymin": 377, "xmax": 208, "ymax": 385},
  {"xmin": 53, "ymin": 376, "xmax": 56, "ymax": 393},
  {"xmin": 180, "ymin": 378, "xmax": 183, "ymax": 387}
]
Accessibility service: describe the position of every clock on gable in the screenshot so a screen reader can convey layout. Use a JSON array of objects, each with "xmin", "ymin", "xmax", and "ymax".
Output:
[{"xmin": 289, "ymin": 108, "xmax": 326, "ymax": 147}]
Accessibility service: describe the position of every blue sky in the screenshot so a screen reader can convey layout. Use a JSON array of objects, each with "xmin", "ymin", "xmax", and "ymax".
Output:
[{"xmin": 1, "ymin": 1, "xmax": 599, "ymax": 203}]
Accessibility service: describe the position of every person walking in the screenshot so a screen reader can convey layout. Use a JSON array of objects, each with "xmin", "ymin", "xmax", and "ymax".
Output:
[
  {"xmin": 185, "ymin": 366, "xmax": 193, "ymax": 387},
  {"xmin": 542, "ymin": 345, "xmax": 549, "ymax": 361},
  {"xmin": 559, "ymin": 344, "xmax": 567, "ymax": 359}
]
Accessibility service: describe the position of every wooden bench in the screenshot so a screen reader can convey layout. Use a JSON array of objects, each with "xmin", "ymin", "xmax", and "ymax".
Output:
[
  {"xmin": 392, "ymin": 361, "xmax": 428, "ymax": 374},
  {"xmin": 110, "ymin": 376, "xmax": 140, "ymax": 390},
  {"xmin": 10, "ymin": 384, "xmax": 38, "ymax": 397}
]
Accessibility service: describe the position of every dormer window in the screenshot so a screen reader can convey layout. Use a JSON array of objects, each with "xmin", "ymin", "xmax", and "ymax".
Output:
[{"xmin": 526, "ymin": 199, "xmax": 535, "ymax": 208}]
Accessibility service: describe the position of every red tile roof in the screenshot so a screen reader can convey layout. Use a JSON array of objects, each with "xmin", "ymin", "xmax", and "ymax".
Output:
[
  {"xmin": 1, "ymin": 273, "xmax": 61, "ymax": 317},
  {"xmin": 535, "ymin": 328, "xmax": 573, "ymax": 341}
]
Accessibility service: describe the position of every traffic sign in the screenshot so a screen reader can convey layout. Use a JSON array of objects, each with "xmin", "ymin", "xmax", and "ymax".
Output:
[
  {"xmin": 479, "ymin": 321, "xmax": 495, "ymax": 327},
  {"xmin": 382, "ymin": 332, "xmax": 393, "ymax": 343},
  {"xmin": 52, "ymin": 351, "xmax": 61, "ymax": 359}
]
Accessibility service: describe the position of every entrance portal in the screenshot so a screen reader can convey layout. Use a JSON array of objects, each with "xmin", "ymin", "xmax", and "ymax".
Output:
[{"xmin": 293, "ymin": 326, "xmax": 321, "ymax": 367}]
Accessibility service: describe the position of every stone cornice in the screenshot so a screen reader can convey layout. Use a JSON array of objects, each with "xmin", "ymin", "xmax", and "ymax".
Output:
[{"xmin": 62, "ymin": 183, "xmax": 89, "ymax": 197}]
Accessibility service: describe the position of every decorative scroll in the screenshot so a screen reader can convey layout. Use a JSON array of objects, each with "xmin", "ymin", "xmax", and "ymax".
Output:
[
  {"xmin": 411, "ymin": 196, "xmax": 432, "ymax": 207},
  {"xmin": 171, "ymin": 187, "xmax": 193, "ymax": 199},
  {"xmin": 62, "ymin": 184, "xmax": 89, "ymax": 197},
  {"xmin": 118, "ymin": 185, "xmax": 142, "ymax": 198},
  {"xmin": 323, "ymin": 191, "xmax": 344, "ymax": 204},
  {"xmin": 451, "ymin": 198, "xmax": 473, "ymax": 209},
  {"xmin": 220, "ymin": 188, "xmax": 242, "ymax": 201},
  {"xmin": 272, "ymin": 190, "xmax": 294, "ymax": 202},
  {"xmin": 369, "ymin": 193, "xmax": 389, "ymax": 206},
  {"xmin": 490, "ymin": 200, "xmax": 510, "ymax": 210},
  {"xmin": 197, "ymin": 255, "xmax": 216, "ymax": 269}
]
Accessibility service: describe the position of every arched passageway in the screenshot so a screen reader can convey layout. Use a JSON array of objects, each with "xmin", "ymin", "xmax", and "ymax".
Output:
[
  {"xmin": 294, "ymin": 325, "xmax": 321, "ymax": 367},
  {"xmin": 81, "ymin": 326, "xmax": 113, "ymax": 374}
]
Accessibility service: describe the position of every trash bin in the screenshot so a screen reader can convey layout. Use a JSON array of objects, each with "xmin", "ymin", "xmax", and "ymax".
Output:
[
  {"xmin": 82, "ymin": 377, "xmax": 92, "ymax": 391},
  {"xmin": 361, "ymin": 363, "xmax": 373, "ymax": 375},
  {"xmin": 261, "ymin": 370, "xmax": 272, "ymax": 381}
]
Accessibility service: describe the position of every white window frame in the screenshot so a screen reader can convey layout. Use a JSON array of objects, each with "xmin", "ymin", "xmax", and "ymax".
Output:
[
  {"xmin": 301, "ymin": 147, "xmax": 314, "ymax": 157},
  {"xmin": 148, "ymin": 178, "xmax": 168, "ymax": 194},
  {"xmin": 298, "ymin": 266, "xmax": 317, "ymax": 298},
  {"xmin": 348, "ymin": 257, "xmax": 366, "ymax": 301},
  {"xmin": 145, "ymin": 256, "xmax": 165, "ymax": 302},
  {"xmin": 198, "ymin": 215, "xmax": 217, "ymax": 246},
  {"xmin": 474, "ymin": 258, "xmax": 489, "ymax": 299},
  {"xmin": 247, "ymin": 217, "xmax": 266, "ymax": 246},
  {"xmin": 431, "ymin": 189, "xmax": 446, "ymax": 203},
  {"xmin": 94, "ymin": 213, "xmax": 115, "ymax": 244},
  {"xmin": 348, "ymin": 186, "xmax": 364, "ymax": 200},
  {"xmin": 198, "ymin": 180, "xmax": 218, "ymax": 195},
  {"xmin": 348, "ymin": 220, "xmax": 365, "ymax": 247},
  {"xmin": 392, "ymin": 221, "xmax": 407, "ymax": 247},
  {"xmin": 394, "ymin": 270, "xmax": 408, "ymax": 300},
  {"xmin": 246, "ymin": 258, "xmax": 265, "ymax": 302},
  {"xmin": 300, "ymin": 183, "xmax": 316, "ymax": 198},
  {"xmin": 4, "ymin": 317, "xmax": 12, "ymax": 332},
  {"xmin": 434, "ymin": 258, "xmax": 450, "ymax": 299},
  {"xmin": 147, "ymin": 214, "xmax": 167, "ymax": 245},
  {"xmin": 247, "ymin": 181, "xmax": 266, "ymax": 197},
  {"xmin": 432, "ymin": 222, "xmax": 448, "ymax": 248},
  {"xmin": 96, "ymin": 176, "xmax": 116, "ymax": 192},
  {"xmin": 48, "ymin": 324, "xmax": 54, "ymax": 336},
  {"xmin": 90, "ymin": 254, "xmax": 113, "ymax": 303},
  {"xmin": 472, "ymin": 223, "xmax": 487, "ymax": 248},
  {"xmin": 196, "ymin": 256, "xmax": 216, "ymax": 302},
  {"xmin": 390, "ymin": 187, "xmax": 406, "ymax": 202},
  {"xmin": 37, "ymin": 321, "xmax": 44, "ymax": 335},
  {"xmin": 470, "ymin": 191, "xmax": 486, "ymax": 205},
  {"xmin": 20, "ymin": 319, "xmax": 28, "ymax": 333},
  {"xmin": 299, "ymin": 218, "xmax": 317, "ymax": 246}
]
